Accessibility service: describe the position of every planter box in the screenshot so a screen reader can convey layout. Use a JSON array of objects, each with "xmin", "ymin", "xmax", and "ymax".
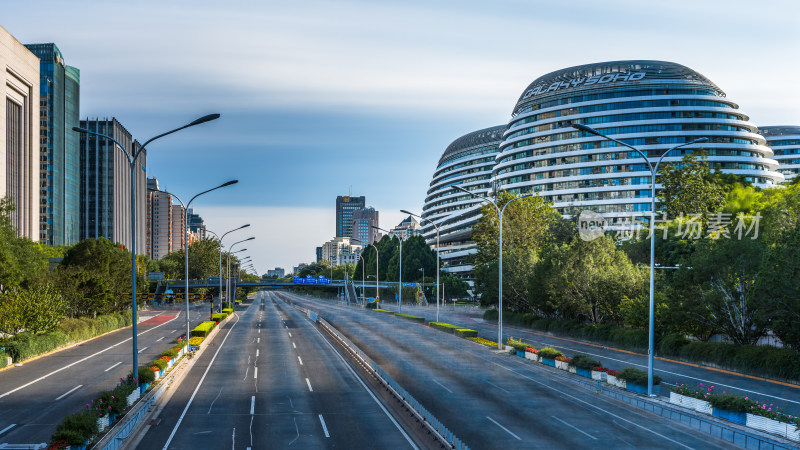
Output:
[
  {"xmin": 126, "ymin": 390, "xmax": 140, "ymax": 406},
  {"xmin": 568, "ymin": 366, "xmax": 577, "ymax": 374},
  {"xmin": 515, "ymin": 350, "xmax": 525, "ymax": 358},
  {"xmin": 669, "ymin": 392, "xmax": 712, "ymax": 415},
  {"xmin": 576, "ymin": 368, "xmax": 592, "ymax": 378},
  {"xmin": 591, "ymin": 370, "xmax": 607, "ymax": 381},
  {"xmin": 607, "ymin": 375, "xmax": 619, "ymax": 386},
  {"xmin": 524, "ymin": 352, "xmax": 538, "ymax": 362},
  {"xmin": 713, "ymin": 408, "xmax": 746, "ymax": 425},
  {"xmin": 541, "ymin": 357, "xmax": 555, "ymax": 367},
  {"xmin": 504, "ymin": 345, "xmax": 513, "ymax": 352},
  {"xmin": 97, "ymin": 414, "xmax": 109, "ymax": 432},
  {"xmin": 555, "ymin": 360, "xmax": 568, "ymax": 370},
  {"xmin": 626, "ymin": 382, "xmax": 647, "ymax": 394},
  {"xmin": 746, "ymin": 413, "xmax": 800, "ymax": 441},
  {"xmin": 139, "ymin": 382, "xmax": 150, "ymax": 394}
]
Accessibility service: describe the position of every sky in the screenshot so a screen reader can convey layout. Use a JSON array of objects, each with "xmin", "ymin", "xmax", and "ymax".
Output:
[{"xmin": 3, "ymin": 0, "xmax": 799, "ymax": 273}]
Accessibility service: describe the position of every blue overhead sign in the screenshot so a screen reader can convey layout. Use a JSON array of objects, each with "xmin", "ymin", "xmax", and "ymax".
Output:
[
  {"xmin": 402, "ymin": 282, "xmax": 416, "ymax": 287},
  {"xmin": 293, "ymin": 276, "xmax": 330, "ymax": 285}
]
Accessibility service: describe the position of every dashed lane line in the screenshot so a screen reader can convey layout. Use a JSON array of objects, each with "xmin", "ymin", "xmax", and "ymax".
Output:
[
  {"xmin": 486, "ymin": 416, "xmax": 521, "ymax": 441},
  {"xmin": 104, "ymin": 362, "xmax": 122, "ymax": 372},
  {"xmin": 318, "ymin": 414, "xmax": 330, "ymax": 438},
  {"xmin": 55, "ymin": 385, "xmax": 83, "ymax": 401}
]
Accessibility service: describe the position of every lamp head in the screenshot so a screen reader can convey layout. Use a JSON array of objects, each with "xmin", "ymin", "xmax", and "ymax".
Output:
[
  {"xmin": 72, "ymin": 126, "xmax": 89, "ymax": 133},
  {"xmin": 189, "ymin": 113, "xmax": 221, "ymax": 127},
  {"xmin": 692, "ymin": 138, "xmax": 709, "ymax": 144},
  {"xmin": 220, "ymin": 180, "xmax": 238, "ymax": 187},
  {"xmin": 571, "ymin": 123, "xmax": 601, "ymax": 135}
]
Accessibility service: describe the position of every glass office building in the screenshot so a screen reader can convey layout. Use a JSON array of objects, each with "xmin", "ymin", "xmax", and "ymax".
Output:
[
  {"xmin": 488, "ymin": 60, "xmax": 783, "ymax": 225},
  {"xmin": 25, "ymin": 43, "xmax": 81, "ymax": 246},
  {"xmin": 760, "ymin": 126, "xmax": 800, "ymax": 183}
]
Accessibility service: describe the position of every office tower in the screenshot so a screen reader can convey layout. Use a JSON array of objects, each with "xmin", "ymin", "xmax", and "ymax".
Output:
[
  {"xmin": 146, "ymin": 176, "xmax": 174, "ymax": 259},
  {"xmin": 350, "ymin": 207, "xmax": 379, "ymax": 245},
  {"xmin": 335, "ymin": 195, "xmax": 365, "ymax": 237}
]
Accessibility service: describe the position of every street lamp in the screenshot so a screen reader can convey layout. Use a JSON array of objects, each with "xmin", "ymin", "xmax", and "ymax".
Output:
[
  {"xmin": 402, "ymin": 209, "xmax": 441, "ymax": 321},
  {"xmin": 572, "ymin": 123, "xmax": 708, "ymax": 396},
  {"xmin": 227, "ymin": 238, "xmax": 254, "ymax": 304},
  {"xmin": 352, "ymin": 238, "xmax": 368, "ymax": 305},
  {"xmin": 452, "ymin": 185, "xmax": 533, "ymax": 350},
  {"xmin": 206, "ymin": 224, "xmax": 250, "ymax": 312},
  {"xmin": 228, "ymin": 251, "xmax": 248, "ymax": 302},
  {"xmin": 73, "ymin": 113, "xmax": 220, "ymax": 375},
  {"xmin": 149, "ymin": 180, "xmax": 238, "ymax": 342},
  {"xmin": 373, "ymin": 225, "xmax": 403, "ymax": 313}
]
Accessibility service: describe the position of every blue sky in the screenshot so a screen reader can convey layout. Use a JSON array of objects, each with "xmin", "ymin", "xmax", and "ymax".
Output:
[{"xmin": 3, "ymin": 0, "xmax": 798, "ymax": 272}]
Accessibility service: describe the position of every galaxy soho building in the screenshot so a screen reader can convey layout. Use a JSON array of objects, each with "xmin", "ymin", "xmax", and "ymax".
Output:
[{"xmin": 423, "ymin": 60, "xmax": 788, "ymax": 284}]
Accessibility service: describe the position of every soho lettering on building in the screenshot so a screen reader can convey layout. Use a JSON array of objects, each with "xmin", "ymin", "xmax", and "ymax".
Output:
[{"xmin": 521, "ymin": 72, "xmax": 647, "ymax": 100}]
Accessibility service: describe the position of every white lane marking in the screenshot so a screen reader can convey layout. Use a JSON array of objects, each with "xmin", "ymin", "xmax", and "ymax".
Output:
[
  {"xmin": 55, "ymin": 385, "xmax": 83, "ymax": 401},
  {"xmin": 156, "ymin": 336, "xmax": 164, "ymax": 342},
  {"xmin": 162, "ymin": 312, "xmax": 241, "ymax": 450},
  {"xmin": 288, "ymin": 332, "xmax": 292, "ymax": 337},
  {"xmin": 292, "ymin": 342, "xmax": 296, "ymax": 349},
  {"xmin": 433, "ymin": 379, "xmax": 453, "ymax": 394},
  {"xmin": 258, "ymin": 329, "xmax": 260, "ymax": 334},
  {"xmin": 297, "ymin": 356, "xmax": 303, "ymax": 366},
  {"xmin": 256, "ymin": 349, "xmax": 259, "ymax": 357},
  {"xmin": 485, "ymin": 380, "xmax": 509, "ymax": 393},
  {"xmin": 306, "ymin": 378, "xmax": 313, "ymax": 392},
  {"xmin": 232, "ymin": 427, "xmax": 235, "ymax": 449},
  {"xmin": 552, "ymin": 415, "xmax": 597, "ymax": 440},
  {"xmin": 250, "ymin": 396, "xmax": 255, "ymax": 415},
  {"xmin": 243, "ymin": 367, "xmax": 249, "ymax": 381},
  {"xmin": 137, "ymin": 346, "xmax": 149, "ymax": 353},
  {"xmin": 318, "ymin": 414, "xmax": 330, "ymax": 438},
  {"xmin": 0, "ymin": 424, "xmax": 16, "ymax": 435},
  {"xmin": 208, "ymin": 387, "xmax": 224, "ymax": 414},
  {"xmin": 257, "ymin": 338, "xmax": 260, "ymax": 344},
  {"xmin": 104, "ymin": 362, "xmax": 122, "ymax": 372},
  {"xmin": 254, "ymin": 368, "xmax": 258, "ymax": 379},
  {"xmin": 486, "ymin": 415, "xmax": 521, "ymax": 440}
]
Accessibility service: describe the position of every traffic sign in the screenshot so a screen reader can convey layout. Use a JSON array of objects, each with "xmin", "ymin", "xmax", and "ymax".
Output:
[
  {"xmin": 148, "ymin": 272, "xmax": 164, "ymax": 281},
  {"xmin": 402, "ymin": 282, "xmax": 416, "ymax": 287}
]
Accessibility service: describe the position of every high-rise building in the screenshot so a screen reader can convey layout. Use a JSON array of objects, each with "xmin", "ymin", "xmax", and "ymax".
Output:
[
  {"xmin": 0, "ymin": 26, "xmax": 40, "ymax": 240},
  {"xmin": 350, "ymin": 207, "xmax": 379, "ymax": 245},
  {"xmin": 171, "ymin": 203, "xmax": 185, "ymax": 251},
  {"xmin": 25, "ymin": 43, "xmax": 80, "ymax": 246},
  {"xmin": 187, "ymin": 208, "xmax": 205, "ymax": 240},
  {"xmin": 321, "ymin": 236, "xmax": 362, "ymax": 266},
  {"xmin": 79, "ymin": 118, "xmax": 146, "ymax": 253},
  {"xmin": 335, "ymin": 195, "xmax": 365, "ymax": 237},
  {"xmin": 760, "ymin": 126, "xmax": 800, "ymax": 183},
  {"xmin": 315, "ymin": 246, "xmax": 323, "ymax": 263},
  {"xmin": 146, "ymin": 177, "xmax": 174, "ymax": 260}
]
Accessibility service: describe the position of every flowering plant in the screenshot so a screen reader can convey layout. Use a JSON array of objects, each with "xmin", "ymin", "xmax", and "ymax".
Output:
[
  {"xmin": 555, "ymin": 356, "xmax": 570, "ymax": 362},
  {"xmin": 466, "ymin": 337, "xmax": 498, "ymax": 347},
  {"xmin": 672, "ymin": 382, "xmax": 715, "ymax": 400},
  {"xmin": 150, "ymin": 365, "xmax": 161, "ymax": 373},
  {"xmin": 591, "ymin": 366, "xmax": 609, "ymax": 373},
  {"xmin": 525, "ymin": 347, "xmax": 538, "ymax": 353},
  {"xmin": 606, "ymin": 369, "xmax": 618, "ymax": 377}
]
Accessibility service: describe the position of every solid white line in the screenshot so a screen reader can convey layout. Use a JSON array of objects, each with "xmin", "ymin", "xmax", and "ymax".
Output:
[
  {"xmin": 432, "ymin": 379, "xmax": 453, "ymax": 394},
  {"xmin": 137, "ymin": 346, "xmax": 149, "ymax": 353},
  {"xmin": 318, "ymin": 414, "xmax": 330, "ymax": 438},
  {"xmin": 292, "ymin": 342, "xmax": 296, "ymax": 349},
  {"xmin": 55, "ymin": 385, "xmax": 83, "ymax": 401},
  {"xmin": 162, "ymin": 313, "xmax": 241, "ymax": 450},
  {"xmin": 306, "ymin": 378, "xmax": 313, "ymax": 392},
  {"xmin": 297, "ymin": 356, "xmax": 303, "ymax": 365},
  {"xmin": 104, "ymin": 362, "xmax": 122, "ymax": 372},
  {"xmin": 552, "ymin": 415, "xmax": 597, "ymax": 440},
  {"xmin": 254, "ymin": 368, "xmax": 258, "ymax": 379},
  {"xmin": 0, "ymin": 424, "xmax": 16, "ymax": 435},
  {"xmin": 250, "ymin": 396, "xmax": 255, "ymax": 415},
  {"xmin": 486, "ymin": 416, "xmax": 521, "ymax": 440}
]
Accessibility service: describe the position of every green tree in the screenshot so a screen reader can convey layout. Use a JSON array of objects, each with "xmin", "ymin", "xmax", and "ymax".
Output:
[
  {"xmin": 441, "ymin": 272, "xmax": 469, "ymax": 301},
  {"xmin": 657, "ymin": 152, "xmax": 726, "ymax": 222},
  {"xmin": 159, "ymin": 238, "xmax": 222, "ymax": 280}
]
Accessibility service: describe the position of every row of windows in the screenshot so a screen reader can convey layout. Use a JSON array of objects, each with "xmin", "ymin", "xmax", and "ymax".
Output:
[
  {"xmin": 767, "ymin": 139, "xmax": 800, "ymax": 146},
  {"xmin": 434, "ymin": 155, "xmax": 496, "ymax": 178},
  {"xmin": 434, "ymin": 165, "xmax": 492, "ymax": 183},
  {"xmin": 437, "ymin": 146, "xmax": 499, "ymax": 169}
]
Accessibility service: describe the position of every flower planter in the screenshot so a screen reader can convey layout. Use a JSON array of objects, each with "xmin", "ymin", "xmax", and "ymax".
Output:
[
  {"xmin": 591, "ymin": 370, "xmax": 607, "ymax": 381},
  {"xmin": 607, "ymin": 375, "xmax": 618, "ymax": 386},
  {"xmin": 541, "ymin": 357, "xmax": 555, "ymax": 367},
  {"xmin": 524, "ymin": 352, "xmax": 538, "ymax": 362},
  {"xmin": 127, "ymin": 389, "xmax": 140, "ymax": 405},
  {"xmin": 109, "ymin": 412, "xmax": 118, "ymax": 423},
  {"xmin": 555, "ymin": 360, "xmax": 569, "ymax": 370},
  {"xmin": 669, "ymin": 392, "xmax": 712, "ymax": 415},
  {"xmin": 139, "ymin": 382, "xmax": 150, "ymax": 394},
  {"xmin": 504, "ymin": 345, "xmax": 513, "ymax": 352},
  {"xmin": 746, "ymin": 414, "xmax": 800, "ymax": 441},
  {"xmin": 97, "ymin": 414, "xmax": 109, "ymax": 432},
  {"xmin": 626, "ymin": 382, "xmax": 647, "ymax": 394},
  {"xmin": 713, "ymin": 408, "xmax": 746, "ymax": 425},
  {"xmin": 576, "ymin": 368, "xmax": 592, "ymax": 378},
  {"xmin": 568, "ymin": 366, "xmax": 577, "ymax": 374},
  {"xmin": 515, "ymin": 350, "xmax": 525, "ymax": 358}
]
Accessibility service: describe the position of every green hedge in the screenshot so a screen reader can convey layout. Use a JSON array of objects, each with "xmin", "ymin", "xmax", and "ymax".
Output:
[
  {"xmin": 191, "ymin": 321, "xmax": 216, "ymax": 338},
  {"xmin": 211, "ymin": 312, "xmax": 228, "ymax": 322},
  {"xmin": 0, "ymin": 350, "xmax": 7, "ymax": 369},
  {"xmin": 50, "ymin": 409, "xmax": 98, "ymax": 446},
  {"xmin": 394, "ymin": 313, "xmax": 424, "ymax": 323},
  {"xmin": 138, "ymin": 365, "xmax": 155, "ymax": 384},
  {"xmin": 617, "ymin": 367, "xmax": 662, "ymax": 386},
  {"xmin": 222, "ymin": 308, "xmax": 234, "ymax": 314},
  {"xmin": 537, "ymin": 347, "xmax": 564, "ymax": 360},
  {"xmin": 569, "ymin": 354, "xmax": 601, "ymax": 370},
  {"xmin": 365, "ymin": 301, "xmax": 378, "ymax": 309},
  {"xmin": 429, "ymin": 322, "xmax": 477, "ymax": 337},
  {"xmin": 455, "ymin": 328, "xmax": 478, "ymax": 338}
]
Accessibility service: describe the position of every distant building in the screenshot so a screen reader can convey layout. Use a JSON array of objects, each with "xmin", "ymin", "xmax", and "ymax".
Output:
[
  {"xmin": 350, "ymin": 207, "xmax": 379, "ymax": 245},
  {"xmin": 146, "ymin": 177, "xmax": 174, "ymax": 259},
  {"xmin": 293, "ymin": 263, "xmax": 308, "ymax": 275},
  {"xmin": 315, "ymin": 246, "xmax": 323, "ymax": 263},
  {"xmin": 321, "ymin": 236, "xmax": 362, "ymax": 266},
  {"xmin": 25, "ymin": 43, "xmax": 80, "ymax": 246},
  {"xmin": 0, "ymin": 25, "xmax": 40, "ymax": 240},
  {"xmin": 760, "ymin": 126, "xmax": 800, "ymax": 183},
  {"xmin": 335, "ymin": 195, "xmax": 365, "ymax": 237},
  {"xmin": 171, "ymin": 203, "xmax": 185, "ymax": 251},
  {"xmin": 79, "ymin": 118, "xmax": 146, "ymax": 253},
  {"xmin": 187, "ymin": 208, "xmax": 205, "ymax": 240},
  {"xmin": 389, "ymin": 215, "xmax": 421, "ymax": 240},
  {"xmin": 266, "ymin": 267, "xmax": 285, "ymax": 277}
]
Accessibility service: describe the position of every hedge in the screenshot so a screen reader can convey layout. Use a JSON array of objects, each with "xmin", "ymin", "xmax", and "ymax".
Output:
[
  {"xmin": 222, "ymin": 308, "xmax": 234, "ymax": 314},
  {"xmin": 0, "ymin": 350, "xmax": 7, "ymax": 369},
  {"xmin": 191, "ymin": 321, "xmax": 216, "ymax": 338},
  {"xmin": 429, "ymin": 322, "xmax": 478, "ymax": 337},
  {"xmin": 569, "ymin": 354, "xmax": 601, "ymax": 370},
  {"xmin": 138, "ymin": 365, "xmax": 155, "ymax": 384},
  {"xmin": 617, "ymin": 367, "xmax": 662, "ymax": 386},
  {"xmin": 484, "ymin": 309, "xmax": 800, "ymax": 382},
  {"xmin": 50, "ymin": 409, "xmax": 98, "ymax": 446},
  {"xmin": 455, "ymin": 328, "xmax": 478, "ymax": 338},
  {"xmin": 394, "ymin": 313, "xmax": 424, "ymax": 323},
  {"xmin": 211, "ymin": 312, "xmax": 228, "ymax": 322},
  {"xmin": 537, "ymin": 347, "xmax": 564, "ymax": 360},
  {"xmin": 365, "ymin": 301, "xmax": 378, "ymax": 309}
]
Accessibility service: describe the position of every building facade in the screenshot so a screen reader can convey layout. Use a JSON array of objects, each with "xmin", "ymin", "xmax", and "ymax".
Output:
[
  {"xmin": 187, "ymin": 208, "xmax": 205, "ymax": 240},
  {"xmin": 266, "ymin": 267, "xmax": 285, "ymax": 277},
  {"xmin": 79, "ymin": 118, "xmax": 146, "ymax": 253},
  {"xmin": 25, "ymin": 43, "xmax": 80, "ymax": 246},
  {"xmin": 490, "ymin": 60, "xmax": 783, "ymax": 225},
  {"xmin": 350, "ymin": 207, "xmax": 379, "ymax": 245},
  {"xmin": 171, "ymin": 203, "xmax": 185, "ymax": 251},
  {"xmin": 0, "ymin": 26, "xmax": 40, "ymax": 240},
  {"xmin": 146, "ymin": 177, "xmax": 173, "ymax": 260},
  {"xmin": 421, "ymin": 126, "xmax": 505, "ymax": 282},
  {"xmin": 389, "ymin": 215, "xmax": 421, "ymax": 240},
  {"xmin": 760, "ymin": 126, "xmax": 800, "ymax": 183},
  {"xmin": 321, "ymin": 236, "xmax": 362, "ymax": 266},
  {"xmin": 335, "ymin": 195, "xmax": 365, "ymax": 237}
]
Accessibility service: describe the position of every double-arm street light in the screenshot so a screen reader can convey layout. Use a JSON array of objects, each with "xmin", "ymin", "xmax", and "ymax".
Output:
[
  {"xmin": 372, "ymin": 225, "xmax": 404, "ymax": 313},
  {"xmin": 452, "ymin": 185, "xmax": 533, "ymax": 350},
  {"xmin": 206, "ymin": 224, "xmax": 250, "ymax": 312},
  {"xmin": 401, "ymin": 210, "xmax": 441, "ymax": 321},
  {"xmin": 227, "ymin": 238, "xmax": 254, "ymax": 304},
  {"xmin": 72, "ymin": 113, "xmax": 219, "ymax": 376},
  {"xmin": 572, "ymin": 123, "xmax": 708, "ymax": 396},
  {"xmin": 150, "ymin": 180, "xmax": 239, "ymax": 342}
]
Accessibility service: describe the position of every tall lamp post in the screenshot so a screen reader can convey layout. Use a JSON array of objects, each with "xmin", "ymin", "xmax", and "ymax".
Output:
[
  {"xmin": 150, "ymin": 180, "xmax": 238, "ymax": 341},
  {"xmin": 227, "ymin": 238, "xmax": 254, "ymax": 304},
  {"xmin": 351, "ymin": 238, "xmax": 367, "ymax": 305},
  {"xmin": 372, "ymin": 226, "xmax": 402, "ymax": 313},
  {"xmin": 452, "ymin": 185, "xmax": 533, "ymax": 350},
  {"xmin": 572, "ymin": 123, "xmax": 707, "ymax": 396},
  {"xmin": 401, "ymin": 210, "xmax": 441, "ymax": 321},
  {"xmin": 73, "ymin": 113, "xmax": 220, "ymax": 376},
  {"xmin": 227, "ymin": 250, "xmax": 248, "ymax": 304},
  {"xmin": 206, "ymin": 224, "xmax": 250, "ymax": 312}
]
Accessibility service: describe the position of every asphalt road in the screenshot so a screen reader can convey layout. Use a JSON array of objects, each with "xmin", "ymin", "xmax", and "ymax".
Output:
[
  {"xmin": 378, "ymin": 301, "xmax": 800, "ymax": 416},
  {"xmin": 0, "ymin": 303, "xmax": 210, "ymax": 446},
  {"xmin": 139, "ymin": 291, "xmax": 416, "ymax": 449},
  {"xmin": 283, "ymin": 292, "xmax": 733, "ymax": 449}
]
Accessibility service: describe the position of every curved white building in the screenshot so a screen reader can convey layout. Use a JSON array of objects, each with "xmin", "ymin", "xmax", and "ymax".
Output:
[
  {"xmin": 760, "ymin": 126, "xmax": 800, "ymax": 183},
  {"xmin": 421, "ymin": 126, "xmax": 505, "ymax": 282},
  {"xmin": 490, "ymin": 60, "xmax": 783, "ymax": 224}
]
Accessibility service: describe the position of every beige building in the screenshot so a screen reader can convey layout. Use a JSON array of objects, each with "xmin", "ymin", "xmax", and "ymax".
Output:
[
  {"xmin": 146, "ymin": 177, "xmax": 174, "ymax": 259},
  {"xmin": 321, "ymin": 236, "xmax": 362, "ymax": 266},
  {"xmin": 171, "ymin": 203, "xmax": 185, "ymax": 251},
  {"xmin": 0, "ymin": 26, "xmax": 39, "ymax": 239}
]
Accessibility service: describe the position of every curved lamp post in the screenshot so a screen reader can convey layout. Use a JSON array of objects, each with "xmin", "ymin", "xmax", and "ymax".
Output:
[
  {"xmin": 149, "ymin": 180, "xmax": 238, "ymax": 342},
  {"xmin": 207, "ymin": 224, "xmax": 250, "ymax": 312},
  {"xmin": 372, "ymin": 225, "xmax": 403, "ymax": 313},
  {"xmin": 227, "ymin": 238, "xmax": 254, "ymax": 304},
  {"xmin": 453, "ymin": 185, "xmax": 532, "ymax": 350},
  {"xmin": 72, "ymin": 113, "xmax": 219, "ymax": 375},
  {"xmin": 571, "ymin": 123, "xmax": 707, "ymax": 396},
  {"xmin": 401, "ymin": 210, "xmax": 441, "ymax": 321}
]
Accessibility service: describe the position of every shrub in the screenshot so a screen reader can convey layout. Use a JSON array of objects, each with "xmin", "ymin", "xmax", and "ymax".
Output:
[
  {"xmin": 569, "ymin": 354, "xmax": 601, "ymax": 370},
  {"xmin": 50, "ymin": 409, "xmax": 98, "ymax": 445},
  {"xmin": 707, "ymin": 393, "xmax": 754, "ymax": 413},
  {"xmin": 484, "ymin": 309, "xmax": 498, "ymax": 321},
  {"xmin": 617, "ymin": 367, "xmax": 661, "ymax": 386},
  {"xmin": 161, "ymin": 349, "xmax": 178, "ymax": 358},
  {"xmin": 507, "ymin": 337, "xmax": 533, "ymax": 352},
  {"xmin": 0, "ymin": 350, "xmax": 7, "ymax": 368},
  {"xmin": 191, "ymin": 321, "xmax": 216, "ymax": 338},
  {"xmin": 150, "ymin": 358, "xmax": 167, "ymax": 370},
  {"xmin": 537, "ymin": 347, "xmax": 564, "ymax": 360},
  {"xmin": 467, "ymin": 337, "xmax": 498, "ymax": 347},
  {"xmin": 174, "ymin": 338, "xmax": 187, "ymax": 348},
  {"xmin": 188, "ymin": 336, "xmax": 204, "ymax": 347},
  {"xmin": 671, "ymin": 382, "xmax": 715, "ymax": 400},
  {"xmin": 211, "ymin": 312, "xmax": 228, "ymax": 322},
  {"xmin": 137, "ymin": 366, "xmax": 155, "ymax": 384},
  {"xmin": 395, "ymin": 313, "xmax": 424, "ymax": 323},
  {"xmin": 222, "ymin": 308, "xmax": 234, "ymax": 314},
  {"xmin": 3, "ymin": 331, "xmax": 70, "ymax": 361},
  {"xmin": 374, "ymin": 309, "xmax": 395, "ymax": 314},
  {"xmin": 455, "ymin": 328, "xmax": 478, "ymax": 338}
]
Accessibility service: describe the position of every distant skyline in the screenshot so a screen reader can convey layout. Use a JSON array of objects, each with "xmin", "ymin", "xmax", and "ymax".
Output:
[{"xmin": 3, "ymin": 0, "xmax": 798, "ymax": 272}]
